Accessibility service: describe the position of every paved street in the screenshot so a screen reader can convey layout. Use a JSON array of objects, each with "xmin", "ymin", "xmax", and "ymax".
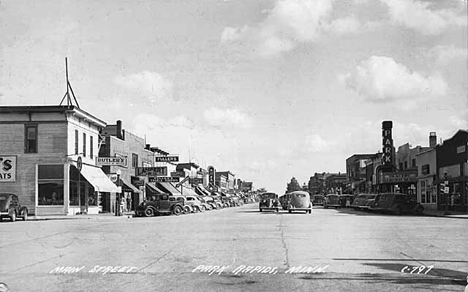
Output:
[{"xmin": 1, "ymin": 204, "xmax": 467, "ymax": 292}]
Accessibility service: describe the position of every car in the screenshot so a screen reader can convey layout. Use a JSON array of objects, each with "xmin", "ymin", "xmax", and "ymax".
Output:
[
  {"xmin": 372, "ymin": 193, "xmax": 424, "ymax": 215},
  {"xmin": 324, "ymin": 194, "xmax": 341, "ymax": 209},
  {"xmin": 288, "ymin": 191, "xmax": 312, "ymax": 214},
  {"xmin": 360, "ymin": 194, "xmax": 378, "ymax": 211},
  {"xmin": 0, "ymin": 193, "xmax": 28, "ymax": 222},
  {"xmin": 350, "ymin": 193, "xmax": 376, "ymax": 210},
  {"xmin": 259, "ymin": 192, "xmax": 280, "ymax": 212},
  {"xmin": 135, "ymin": 193, "xmax": 185, "ymax": 217},
  {"xmin": 201, "ymin": 196, "xmax": 218, "ymax": 210},
  {"xmin": 339, "ymin": 194, "xmax": 355, "ymax": 208},
  {"xmin": 312, "ymin": 194, "xmax": 325, "ymax": 206},
  {"xmin": 184, "ymin": 195, "xmax": 204, "ymax": 212}
]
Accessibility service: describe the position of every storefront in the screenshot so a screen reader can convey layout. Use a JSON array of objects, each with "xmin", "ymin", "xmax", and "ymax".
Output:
[
  {"xmin": 377, "ymin": 170, "xmax": 418, "ymax": 199},
  {"xmin": 36, "ymin": 162, "xmax": 120, "ymax": 216}
]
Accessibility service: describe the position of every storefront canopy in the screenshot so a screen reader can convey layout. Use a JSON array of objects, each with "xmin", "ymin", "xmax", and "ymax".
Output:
[
  {"xmin": 196, "ymin": 186, "xmax": 211, "ymax": 196},
  {"xmin": 76, "ymin": 164, "xmax": 120, "ymax": 193},
  {"xmin": 120, "ymin": 177, "xmax": 141, "ymax": 193},
  {"xmin": 157, "ymin": 182, "xmax": 182, "ymax": 196},
  {"xmin": 146, "ymin": 183, "xmax": 166, "ymax": 194},
  {"xmin": 181, "ymin": 187, "xmax": 198, "ymax": 197}
]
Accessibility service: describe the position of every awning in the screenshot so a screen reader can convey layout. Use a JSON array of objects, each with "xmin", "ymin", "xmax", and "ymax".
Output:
[
  {"xmin": 181, "ymin": 187, "xmax": 198, "ymax": 197},
  {"xmin": 157, "ymin": 182, "xmax": 182, "ymax": 196},
  {"xmin": 120, "ymin": 177, "xmax": 141, "ymax": 193},
  {"xmin": 76, "ymin": 164, "xmax": 120, "ymax": 193},
  {"xmin": 146, "ymin": 183, "xmax": 166, "ymax": 194},
  {"xmin": 196, "ymin": 186, "xmax": 211, "ymax": 196}
]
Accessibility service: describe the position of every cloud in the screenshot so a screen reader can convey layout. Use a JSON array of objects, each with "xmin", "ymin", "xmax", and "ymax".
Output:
[
  {"xmin": 424, "ymin": 45, "xmax": 467, "ymax": 65},
  {"xmin": 380, "ymin": 0, "xmax": 467, "ymax": 35},
  {"xmin": 220, "ymin": 26, "xmax": 249, "ymax": 43},
  {"xmin": 305, "ymin": 134, "xmax": 329, "ymax": 152},
  {"xmin": 340, "ymin": 56, "xmax": 448, "ymax": 103},
  {"xmin": 203, "ymin": 107, "xmax": 253, "ymax": 129},
  {"xmin": 257, "ymin": 0, "xmax": 335, "ymax": 56},
  {"xmin": 325, "ymin": 16, "xmax": 381, "ymax": 35},
  {"xmin": 114, "ymin": 71, "xmax": 174, "ymax": 104}
]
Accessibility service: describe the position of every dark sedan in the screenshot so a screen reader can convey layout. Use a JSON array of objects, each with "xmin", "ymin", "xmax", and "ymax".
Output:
[{"xmin": 0, "ymin": 193, "xmax": 28, "ymax": 222}]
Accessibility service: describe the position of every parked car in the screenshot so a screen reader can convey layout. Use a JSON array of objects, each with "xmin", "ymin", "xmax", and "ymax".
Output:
[
  {"xmin": 324, "ymin": 194, "xmax": 341, "ymax": 209},
  {"xmin": 201, "ymin": 196, "xmax": 218, "ymax": 210},
  {"xmin": 312, "ymin": 194, "xmax": 325, "ymax": 206},
  {"xmin": 288, "ymin": 191, "xmax": 312, "ymax": 214},
  {"xmin": 0, "ymin": 193, "xmax": 28, "ymax": 222},
  {"xmin": 135, "ymin": 194, "xmax": 185, "ymax": 217},
  {"xmin": 259, "ymin": 192, "xmax": 280, "ymax": 212},
  {"xmin": 372, "ymin": 193, "xmax": 424, "ymax": 215},
  {"xmin": 184, "ymin": 195, "xmax": 204, "ymax": 212},
  {"xmin": 350, "ymin": 194, "xmax": 376, "ymax": 210},
  {"xmin": 360, "ymin": 194, "xmax": 378, "ymax": 211}
]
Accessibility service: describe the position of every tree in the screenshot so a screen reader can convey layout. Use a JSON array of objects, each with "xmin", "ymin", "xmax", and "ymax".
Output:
[{"xmin": 286, "ymin": 177, "xmax": 301, "ymax": 192}]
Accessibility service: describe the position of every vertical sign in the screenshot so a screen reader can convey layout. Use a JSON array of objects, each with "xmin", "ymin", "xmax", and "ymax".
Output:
[
  {"xmin": 381, "ymin": 121, "xmax": 393, "ymax": 167},
  {"xmin": 208, "ymin": 166, "xmax": 215, "ymax": 187}
]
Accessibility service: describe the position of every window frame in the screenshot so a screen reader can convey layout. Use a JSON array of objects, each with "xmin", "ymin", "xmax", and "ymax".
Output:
[
  {"xmin": 75, "ymin": 130, "xmax": 79, "ymax": 155},
  {"xmin": 83, "ymin": 133, "xmax": 86, "ymax": 157},
  {"xmin": 24, "ymin": 124, "xmax": 38, "ymax": 153}
]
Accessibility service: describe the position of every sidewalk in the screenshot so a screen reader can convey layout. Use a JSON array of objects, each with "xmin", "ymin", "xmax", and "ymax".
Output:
[
  {"xmin": 31, "ymin": 212, "xmax": 135, "ymax": 221},
  {"xmin": 423, "ymin": 209, "xmax": 468, "ymax": 219}
]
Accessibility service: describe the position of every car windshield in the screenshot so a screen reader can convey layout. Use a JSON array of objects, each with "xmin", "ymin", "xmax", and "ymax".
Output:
[{"xmin": 262, "ymin": 193, "xmax": 277, "ymax": 199}]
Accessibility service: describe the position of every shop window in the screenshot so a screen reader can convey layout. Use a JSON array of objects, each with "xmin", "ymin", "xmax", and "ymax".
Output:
[
  {"xmin": 83, "ymin": 133, "xmax": 86, "ymax": 157},
  {"xmin": 420, "ymin": 181, "xmax": 426, "ymax": 203},
  {"xmin": 88, "ymin": 186, "xmax": 98, "ymax": 206},
  {"xmin": 38, "ymin": 165, "xmax": 64, "ymax": 205},
  {"xmin": 90, "ymin": 136, "xmax": 94, "ymax": 159},
  {"xmin": 25, "ymin": 125, "xmax": 38, "ymax": 153},
  {"xmin": 132, "ymin": 153, "xmax": 138, "ymax": 168},
  {"xmin": 75, "ymin": 130, "xmax": 79, "ymax": 155},
  {"xmin": 404, "ymin": 161, "xmax": 408, "ymax": 169}
]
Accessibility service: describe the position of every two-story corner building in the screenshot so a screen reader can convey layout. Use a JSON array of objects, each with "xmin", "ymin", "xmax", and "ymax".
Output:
[
  {"xmin": 0, "ymin": 105, "xmax": 119, "ymax": 216},
  {"xmin": 99, "ymin": 120, "xmax": 154, "ymax": 213},
  {"xmin": 436, "ymin": 129, "xmax": 468, "ymax": 212}
]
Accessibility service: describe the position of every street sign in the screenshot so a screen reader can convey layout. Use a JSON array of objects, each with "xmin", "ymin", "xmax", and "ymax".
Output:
[
  {"xmin": 77, "ymin": 156, "xmax": 82, "ymax": 172},
  {"xmin": 189, "ymin": 177, "xmax": 204, "ymax": 185},
  {"xmin": 170, "ymin": 171, "xmax": 186, "ymax": 177},
  {"xmin": 149, "ymin": 176, "xmax": 180, "ymax": 183},
  {"xmin": 155, "ymin": 156, "xmax": 179, "ymax": 162},
  {"xmin": 96, "ymin": 156, "xmax": 128, "ymax": 167},
  {"xmin": 444, "ymin": 186, "xmax": 449, "ymax": 193},
  {"xmin": 136, "ymin": 167, "xmax": 167, "ymax": 176}
]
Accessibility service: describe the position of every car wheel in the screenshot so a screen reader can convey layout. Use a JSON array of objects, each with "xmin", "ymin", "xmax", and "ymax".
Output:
[
  {"xmin": 144, "ymin": 207, "xmax": 154, "ymax": 217},
  {"xmin": 183, "ymin": 205, "xmax": 191, "ymax": 214},
  {"xmin": 394, "ymin": 207, "xmax": 402, "ymax": 216},
  {"xmin": 288, "ymin": 210, "xmax": 292, "ymax": 213},
  {"xmin": 202, "ymin": 205, "xmax": 206, "ymax": 212},
  {"xmin": 10, "ymin": 212, "xmax": 16, "ymax": 222},
  {"xmin": 172, "ymin": 205, "xmax": 183, "ymax": 216},
  {"xmin": 22, "ymin": 210, "xmax": 28, "ymax": 221},
  {"xmin": 259, "ymin": 209, "xmax": 262, "ymax": 212},
  {"xmin": 276, "ymin": 208, "xmax": 279, "ymax": 212}
]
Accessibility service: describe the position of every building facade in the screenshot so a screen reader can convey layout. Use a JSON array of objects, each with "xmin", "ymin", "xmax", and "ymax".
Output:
[{"xmin": 0, "ymin": 105, "xmax": 119, "ymax": 216}]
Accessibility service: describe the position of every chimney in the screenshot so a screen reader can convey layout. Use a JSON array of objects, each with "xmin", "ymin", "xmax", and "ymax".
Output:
[
  {"xmin": 145, "ymin": 144, "xmax": 150, "ymax": 150},
  {"xmin": 116, "ymin": 120, "xmax": 123, "ymax": 139},
  {"xmin": 429, "ymin": 132, "xmax": 437, "ymax": 147}
]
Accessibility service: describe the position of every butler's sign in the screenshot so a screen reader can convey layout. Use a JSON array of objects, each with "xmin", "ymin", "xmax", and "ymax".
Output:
[
  {"xmin": 96, "ymin": 157, "xmax": 128, "ymax": 167},
  {"xmin": 382, "ymin": 121, "xmax": 394, "ymax": 166},
  {"xmin": 0, "ymin": 155, "xmax": 16, "ymax": 182}
]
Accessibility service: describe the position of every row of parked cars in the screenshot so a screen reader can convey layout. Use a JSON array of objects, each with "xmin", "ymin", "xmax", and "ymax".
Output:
[
  {"xmin": 135, "ymin": 192, "xmax": 254, "ymax": 217},
  {"xmin": 311, "ymin": 193, "xmax": 424, "ymax": 215}
]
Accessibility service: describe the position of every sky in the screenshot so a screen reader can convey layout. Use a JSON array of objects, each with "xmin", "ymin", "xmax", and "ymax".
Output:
[{"xmin": 1, "ymin": 0, "xmax": 467, "ymax": 194}]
